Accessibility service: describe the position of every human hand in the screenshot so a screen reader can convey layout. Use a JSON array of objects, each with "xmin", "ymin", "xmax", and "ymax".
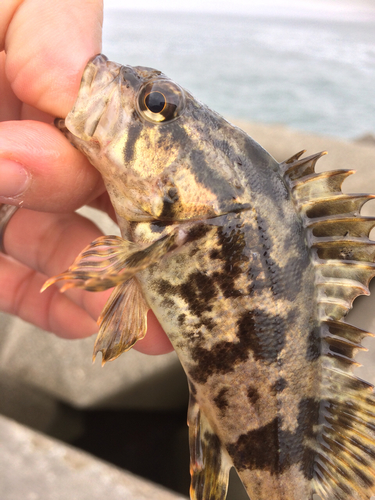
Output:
[{"xmin": 0, "ymin": 0, "xmax": 173, "ymax": 355}]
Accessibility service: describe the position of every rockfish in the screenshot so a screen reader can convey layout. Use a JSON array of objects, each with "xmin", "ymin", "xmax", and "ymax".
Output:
[{"xmin": 43, "ymin": 54, "xmax": 375, "ymax": 500}]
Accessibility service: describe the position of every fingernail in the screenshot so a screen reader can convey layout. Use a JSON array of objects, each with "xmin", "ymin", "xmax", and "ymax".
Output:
[{"xmin": 0, "ymin": 159, "xmax": 31, "ymax": 198}]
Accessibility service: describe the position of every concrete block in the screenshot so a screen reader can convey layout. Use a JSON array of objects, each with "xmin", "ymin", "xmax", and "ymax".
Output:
[
  {"xmin": 0, "ymin": 414, "xmax": 187, "ymax": 500},
  {"xmin": 0, "ymin": 315, "xmax": 187, "ymax": 410}
]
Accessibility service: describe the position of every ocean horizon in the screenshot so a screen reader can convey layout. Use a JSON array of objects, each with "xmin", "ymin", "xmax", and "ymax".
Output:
[{"xmin": 102, "ymin": 9, "xmax": 375, "ymax": 140}]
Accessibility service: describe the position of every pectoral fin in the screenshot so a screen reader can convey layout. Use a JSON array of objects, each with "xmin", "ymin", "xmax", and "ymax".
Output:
[
  {"xmin": 188, "ymin": 390, "xmax": 232, "ymax": 500},
  {"xmin": 41, "ymin": 232, "xmax": 182, "ymax": 364},
  {"xmin": 41, "ymin": 231, "xmax": 179, "ymax": 293},
  {"xmin": 93, "ymin": 277, "xmax": 149, "ymax": 365}
]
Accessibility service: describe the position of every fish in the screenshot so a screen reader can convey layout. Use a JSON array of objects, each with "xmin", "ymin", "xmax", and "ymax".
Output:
[{"xmin": 42, "ymin": 54, "xmax": 375, "ymax": 500}]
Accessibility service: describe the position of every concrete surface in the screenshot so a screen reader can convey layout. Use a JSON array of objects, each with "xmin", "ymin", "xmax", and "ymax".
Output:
[
  {"xmin": 0, "ymin": 414, "xmax": 187, "ymax": 500},
  {"xmin": 0, "ymin": 315, "xmax": 187, "ymax": 410}
]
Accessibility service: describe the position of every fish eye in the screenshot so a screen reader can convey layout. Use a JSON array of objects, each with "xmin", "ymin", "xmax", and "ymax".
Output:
[
  {"xmin": 137, "ymin": 80, "xmax": 185, "ymax": 123},
  {"xmin": 144, "ymin": 91, "xmax": 166, "ymax": 114}
]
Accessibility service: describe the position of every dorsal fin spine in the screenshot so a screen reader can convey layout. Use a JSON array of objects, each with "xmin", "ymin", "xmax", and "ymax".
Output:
[
  {"xmin": 281, "ymin": 150, "xmax": 327, "ymax": 181},
  {"xmin": 302, "ymin": 194, "xmax": 375, "ymax": 221},
  {"xmin": 291, "ymin": 170, "xmax": 355, "ymax": 204},
  {"xmin": 323, "ymin": 333, "xmax": 367, "ymax": 352},
  {"xmin": 308, "ymin": 216, "xmax": 375, "ymax": 239}
]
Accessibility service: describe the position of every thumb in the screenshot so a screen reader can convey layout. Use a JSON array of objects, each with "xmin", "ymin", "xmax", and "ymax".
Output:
[{"xmin": 3, "ymin": 0, "xmax": 103, "ymax": 117}]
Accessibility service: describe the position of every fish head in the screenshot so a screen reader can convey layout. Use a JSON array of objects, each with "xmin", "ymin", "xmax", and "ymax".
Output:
[{"xmin": 57, "ymin": 54, "xmax": 253, "ymax": 223}]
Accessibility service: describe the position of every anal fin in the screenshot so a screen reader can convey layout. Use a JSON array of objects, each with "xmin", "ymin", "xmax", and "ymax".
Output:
[
  {"xmin": 188, "ymin": 390, "xmax": 231, "ymax": 500},
  {"xmin": 93, "ymin": 277, "xmax": 149, "ymax": 364}
]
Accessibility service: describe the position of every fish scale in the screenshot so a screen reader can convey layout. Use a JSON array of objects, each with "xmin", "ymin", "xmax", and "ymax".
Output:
[{"xmin": 42, "ymin": 54, "xmax": 375, "ymax": 500}]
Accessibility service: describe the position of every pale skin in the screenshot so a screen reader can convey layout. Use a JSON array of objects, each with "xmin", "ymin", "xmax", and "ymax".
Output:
[{"xmin": 0, "ymin": 0, "xmax": 172, "ymax": 354}]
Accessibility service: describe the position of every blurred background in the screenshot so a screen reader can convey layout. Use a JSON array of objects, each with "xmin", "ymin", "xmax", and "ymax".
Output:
[
  {"xmin": 2, "ymin": 1, "xmax": 375, "ymax": 499},
  {"xmin": 104, "ymin": 0, "xmax": 375, "ymax": 139}
]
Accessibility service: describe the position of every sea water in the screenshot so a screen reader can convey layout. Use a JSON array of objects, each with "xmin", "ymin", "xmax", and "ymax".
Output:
[{"xmin": 103, "ymin": 9, "xmax": 375, "ymax": 140}]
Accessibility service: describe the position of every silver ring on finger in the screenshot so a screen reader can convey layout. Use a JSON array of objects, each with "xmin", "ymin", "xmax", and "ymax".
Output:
[{"xmin": 0, "ymin": 204, "xmax": 19, "ymax": 254}]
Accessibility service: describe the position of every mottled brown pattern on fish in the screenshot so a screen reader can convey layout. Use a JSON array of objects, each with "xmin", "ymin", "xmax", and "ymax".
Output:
[
  {"xmin": 46, "ymin": 55, "xmax": 375, "ymax": 500},
  {"xmin": 135, "ymin": 202, "xmax": 319, "ymax": 499}
]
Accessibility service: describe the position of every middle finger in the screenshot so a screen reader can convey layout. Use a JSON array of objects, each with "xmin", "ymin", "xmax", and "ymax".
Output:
[
  {"xmin": 3, "ymin": 207, "xmax": 109, "ymax": 319},
  {"xmin": 0, "ymin": 120, "xmax": 105, "ymax": 211}
]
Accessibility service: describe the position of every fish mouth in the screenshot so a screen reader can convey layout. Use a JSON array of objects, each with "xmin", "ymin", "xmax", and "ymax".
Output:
[
  {"xmin": 82, "ymin": 54, "xmax": 122, "ymax": 90},
  {"xmin": 58, "ymin": 54, "xmax": 167, "ymax": 145},
  {"xmin": 54, "ymin": 56, "xmax": 121, "ymax": 149},
  {"xmin": 60, "ymin": 54, "xmax": 123, "ymax": 142}
]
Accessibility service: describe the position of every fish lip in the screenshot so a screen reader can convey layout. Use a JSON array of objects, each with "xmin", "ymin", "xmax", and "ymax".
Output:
[
  {"xmin": 80, "ymin": 54, "xmax": 107, "ymax": 89},
  {"xmin": 53, "ymin": 57, "xmax": 111, "ymax": 136},
  {"xmin": 84, "ymin": 54, "xmax": 122, "ymax": 90},
  {"xmin": 62, "ymin": 55, "xmax": 123, "ymax": 141}
]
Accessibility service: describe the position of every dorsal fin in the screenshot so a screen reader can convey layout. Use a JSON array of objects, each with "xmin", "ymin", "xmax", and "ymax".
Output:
[
  {"xmin": 280, "ymin": 152, "xmax": 375, "ymax": 500},
  {"xmin": 280, "ymin": 151, "xmax": 375, "ymax": 321}
]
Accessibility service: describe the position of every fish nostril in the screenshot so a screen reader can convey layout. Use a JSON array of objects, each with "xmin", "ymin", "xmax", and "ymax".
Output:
[{"xmin": 167, "ymin": 187, "xmax": 179, "ymax": 202}]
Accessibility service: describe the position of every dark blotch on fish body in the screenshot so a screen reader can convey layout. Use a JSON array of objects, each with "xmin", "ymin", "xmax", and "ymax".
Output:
[
  {"xmin": 227, "ymin": 418, "xmax": 280, "ymax": 474},
  {"xmin": 178, "ymin": 313, "xmax": 186, "ymax": 325},
  {"xmin": 305, "ymin": 326, "xmax": 321, "ymax": 361},
  {"xmin": 296, "ymin": 397, "xmax": 321, "ymax": 480},
  {"xmin": 155, "ymin": 278, "xmax": 175, "ymax": 296},
  {"xmin": 189, "ymin": 309, "xmax": 287, "ymax": 384},
  {"xmin": 155, "ymin": 275, "xmax": 217, "ymax": 334},
  {"xmin": 186, "ymin": 224, "xmax": 213, "ymax": 242},
  {"xmin": 210, "ymin": 225, "xmax": 248, "ymax": 298},
  {"xmin": 214, "ymin": 387, "xmax": 230, "ymax": 415},
  {"xmin": 189, "ymin": 312, "xmax": 256, "ymax": 384},
  {"xmin": 160, "ymin": 297, "xmax": 175, "ymax": 309},
  {"xmin": 271, "ymin": 378, "xmax": 287, "ymax": 394},
  {"xmin": 227, "ymin": 397, "xmax": 320, "ymax": 478},
  {"xmin": 247, "ymin": 386, "xmax": 260, "ymax": 405},
  {"xmin": 123, "ymin": 122, "xmax": 143, "ymax": 164},
  {"xmin": 179, "ymin": 271, "xmax": 217, "ymax": 317},
  {"xmin": 237, "ymin": 310, "xmax": 286, "ymax": 364}
]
